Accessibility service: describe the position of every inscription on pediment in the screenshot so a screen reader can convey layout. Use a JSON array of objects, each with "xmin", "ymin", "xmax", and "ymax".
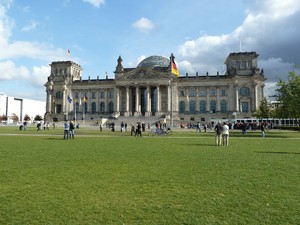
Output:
[{"xmin": 117, "ymin": 68, "xmax": 173, "ymax": 80}]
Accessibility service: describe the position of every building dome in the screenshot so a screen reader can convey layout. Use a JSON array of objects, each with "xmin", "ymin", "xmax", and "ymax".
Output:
[{"xmin": 137, "ymin": 55, "xmax": 170, "ymax": 68}]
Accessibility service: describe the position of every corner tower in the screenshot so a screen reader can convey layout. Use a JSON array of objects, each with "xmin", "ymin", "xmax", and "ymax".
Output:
[{"xmin": 44, "ymin": 61, "xmax": 82, "ymax": 121}]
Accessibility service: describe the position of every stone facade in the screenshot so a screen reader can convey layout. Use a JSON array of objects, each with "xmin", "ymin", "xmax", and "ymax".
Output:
[{"xmin": 44, "ymin": 52, "xmax": 266, "ymax": 125}]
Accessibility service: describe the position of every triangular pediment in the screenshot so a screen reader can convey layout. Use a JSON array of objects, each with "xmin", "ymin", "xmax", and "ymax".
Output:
[{"xmin": 116, "ymin": 67, "xmax": 174, "ymax": 80}]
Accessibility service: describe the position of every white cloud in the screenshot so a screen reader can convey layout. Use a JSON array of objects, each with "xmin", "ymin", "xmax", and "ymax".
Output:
[
  {"xmin": 132, "ymin": 17, "xmax": 156, "ymax": 33},
  {"xmin": 0, "ymin": 60, "xmax": 30, "ymax": 80},
  {"xmin": 82, "ymin": 0, "xmax": 105, "ymax": 8},
  {"xmin": 31, "ymin": 65, "xmax": 50, "ymax": 87},
  {"xmin": 0, "ymin": 4, "xmax": 13, "ymax": 44},
  {"xmin": 176, "ymin": 0, "xmax": 300, "ymax": 98},
  {"xmin": 21, "ymin": 20, "xmax": 38, "ymax": 32}
]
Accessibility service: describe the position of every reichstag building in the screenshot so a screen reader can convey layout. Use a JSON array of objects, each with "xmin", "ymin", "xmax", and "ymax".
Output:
[{"xmin": 44, "ymin": 52, "xmax": 266, "ymax": 125}]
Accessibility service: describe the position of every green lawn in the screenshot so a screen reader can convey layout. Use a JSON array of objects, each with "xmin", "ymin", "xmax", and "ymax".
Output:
[{"xmin": 0, "ymin": 126, "xmax": 299, "ymax": 225}]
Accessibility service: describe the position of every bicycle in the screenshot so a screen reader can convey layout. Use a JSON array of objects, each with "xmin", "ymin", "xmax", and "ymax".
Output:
[{"xmin": 148, "ymin": 127, "xmax": 172, "ymax": 136}]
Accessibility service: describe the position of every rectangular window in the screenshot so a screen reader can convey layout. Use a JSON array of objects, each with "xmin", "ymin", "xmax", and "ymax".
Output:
[
  {"xmin": 220, "ymin": 89, "xmax": 226, "ymax": 96},
  {"xmin": 189, "ymin": 88, "xmax": 195, "ymax": 97},
  {"xmin": 100, "ymin": 92, "xmax": 105, "ymax": 99},
  {"xmin": 199, "ymin": 88, "xmax": 206, "ymax": 97},
  {"xmin": 210, "ymin": 89, "xmax": 216, "ymax": 96}
]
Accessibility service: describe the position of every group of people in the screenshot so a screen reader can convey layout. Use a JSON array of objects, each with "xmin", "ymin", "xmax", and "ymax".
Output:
[
  {"xmin": 214, "ymin": 121, "xmax": 230, "ymax": 146},
  {"xmin": 63, "ymin": 120, "xmax": 75, "ymax": 140},
  {"xmin": 130, "ymin": 122, "xmax": 142, "ymax": 137}
]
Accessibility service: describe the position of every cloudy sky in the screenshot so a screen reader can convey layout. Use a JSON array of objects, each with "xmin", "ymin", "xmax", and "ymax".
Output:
[{"xmin": 0, "ymin": 0, "xmax": 299, "ymax": 101}]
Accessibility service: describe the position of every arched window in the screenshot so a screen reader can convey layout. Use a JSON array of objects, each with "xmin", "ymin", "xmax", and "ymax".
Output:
[
  {"xmin": 189, "ymin": 101, "xmax": 196, "ymax": 114},
  {"xmin": 100, "ymin": 102, "xmax": 105, "ymax": 113},
  {"xmin": 210, "ymin": 100, "xmax": 216, "ymax": 113},
  {"xmin": 240, "ymin": 87, "xmax": 250, "ymax": 96},
  {"xmin": 200, "ymin": 100, "xmax": 206, "ymax": 113},
  {"xmin": 221, "ymin": 100, "xmax": 227, "ymax": 113},
  {"xmin": 179, "ymin": 101, "xmax": 185, "ymax": 114},
  {"xmin": 108, "ymin": 102, "xmax": 114, "ymax": 114},
  {"xmin": 91, "ymin": 102, "xmax": 96, "ymax": 114}
]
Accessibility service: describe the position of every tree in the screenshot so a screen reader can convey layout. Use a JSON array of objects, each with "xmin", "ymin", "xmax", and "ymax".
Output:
[
  {"xmin": 11, "ymin": 113, "xmax": 19, "ymax": 122},
  {"xmin": 24, "ymin": 114, "xmax": 31, "ymax": 121},
  {"xmin": 0, "ymin": 115, "xmax": 8, "ymax": 122},
  {"xmin": 253, "ymin": 97, "xmax": 273, "ymax": 118},
  {"xmin": 275, "ymin": 71, "xmax": 300, "ymax": 118},
  {"xmin": 34, "ymin": 115, "xmax": 43, "ymax": 121}
]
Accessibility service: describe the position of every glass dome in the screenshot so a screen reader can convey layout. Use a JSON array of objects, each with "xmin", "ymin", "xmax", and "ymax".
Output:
[{"xmin": 137, "ymin": 55, "xmax": 170, "ymax": 68}]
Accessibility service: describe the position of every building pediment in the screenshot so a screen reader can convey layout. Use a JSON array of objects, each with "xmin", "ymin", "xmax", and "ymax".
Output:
[{"xmin": 116, "ymin": 67, "xmax": 174, "ymax": 80}]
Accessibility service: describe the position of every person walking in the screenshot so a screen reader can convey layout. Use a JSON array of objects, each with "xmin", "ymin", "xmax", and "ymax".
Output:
[
  {"xmin": 131, "ymin": 123, "xmax": 135, "ymax": 136},
  {"xmin": 214, "ymin": 121, "xmax": 223, "ymax": 146},
  {"xmin": 222, "ymin": 122, "xmax": 229, "ymax": 146}
]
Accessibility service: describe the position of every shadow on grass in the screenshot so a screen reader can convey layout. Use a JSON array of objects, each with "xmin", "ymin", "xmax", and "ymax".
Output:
[
  {"xmin": 255, "ymin": 151, "xmax": 300, "ymax": 155},
  {"xmin": 185, "ymin": 143, "xmax": 218, "ymax": 147}
]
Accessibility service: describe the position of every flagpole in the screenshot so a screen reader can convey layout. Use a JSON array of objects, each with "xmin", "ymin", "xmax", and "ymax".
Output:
[
  {"xmin": 66, "ymin": 99, "xmax": 69, "ymax": 120},
  {"xmin": 74, "ymin": 102, "xmax": 77, "ymax": 127}
]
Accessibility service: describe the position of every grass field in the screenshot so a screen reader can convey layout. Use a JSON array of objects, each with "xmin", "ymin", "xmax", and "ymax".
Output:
[{"xmin": 0, "ymin": 126, "xmax": 299, "ymax": 225}]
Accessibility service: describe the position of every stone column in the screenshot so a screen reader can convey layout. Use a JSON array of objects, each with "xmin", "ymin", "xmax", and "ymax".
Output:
[
  {"xmin": 168, "ymin": 85, "xmax": 171, "ymax": 112},
  {"xmin": 235, "ymin": 86, "xmax": 239, "ymax": 112},
  {"xmin": 96, "ymin": 89, "xmax": 99, "ymax": 113},
  {"xmin": 105, "ymin": 89, "xmax": 108, "ymax": 113},
  {"xmin": 216, "ymin": 87, "xmax": 220, "ymax": 112},
  {"xmin": 115, "ymin": 86, "xmax": 120, "ymax": 114},
  {"xmin": 46, "ymin": 89, "xmax": 52, "ymax": 113},
  {"xmin": 134, "ymin": 86, "xmax": 140, "ymax": 116},
  {"xmin": 185, "ymin": 88, "xmax": 189, "ymax": 113},
  {"xmin": 63, "ymin": 87, "xmax": 67, "ymax": 113},
  {"xmin": 206, "ymin": 87, "xmax": 210, "ymax": 112},
  {"xmin": 253, "ymin": 83, "xmax": 257, "ymax": 111},
  {"xmin": 145, "ymin": 86, "xmax": 151, "ymax": 116},
  {"xmin": 156, "ymin": 86, "xmax": 160, "ymax": 115},
  {"xmin": 125, "ymin": 86, "xmax": 130, "ymax": 116}
]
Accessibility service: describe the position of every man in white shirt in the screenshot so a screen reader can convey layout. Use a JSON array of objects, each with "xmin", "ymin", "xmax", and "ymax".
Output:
[{"xmin": 222, "ymin": 122, "xmax": 229, "ymax": 146}]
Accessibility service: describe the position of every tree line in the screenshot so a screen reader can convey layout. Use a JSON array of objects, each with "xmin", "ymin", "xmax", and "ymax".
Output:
[
  {"xmin": 255, "ymin": 69, "xmax": 300, "ymax": 119},
  {"xmin": 0, "ymin": 114, "xmax": 43, "ymax": 123}
]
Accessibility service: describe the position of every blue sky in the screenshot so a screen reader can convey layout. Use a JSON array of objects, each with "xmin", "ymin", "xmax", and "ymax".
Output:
[{"xmin": 0, "ymin": 0, "xmax": 300, "ymax": 101}]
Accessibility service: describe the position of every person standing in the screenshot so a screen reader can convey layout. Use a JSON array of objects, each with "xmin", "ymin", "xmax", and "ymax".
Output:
[
  {"xmin": 196, "ymin": 122, "xmax": 201, "ymax": 132},
  {"xmin": 64, "ymin": 120, "xmax": 70, "ymax": 140},
  {"xmin": 214, "ymin": 121, "xmax": 223, "ymax": 146},
  {"xmin": 69, "ymin": 121, "xmax": 75, "ymax": 139},
  {"xmin": 135, "ymin": 122, "xmax": 142, "ymax": 137},
  {"xmin": 222, "ymin": 122, "xmax": 229, "ymax": 146},
  {"xmin": 260, "ymin": 122, "xmax": 266, "ymax": 138}
]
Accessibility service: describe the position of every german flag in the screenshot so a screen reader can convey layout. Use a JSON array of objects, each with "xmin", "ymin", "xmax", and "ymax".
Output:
[{"xmin": 171, "ymin": 58, "xmax": 179, "ymax": 77}]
